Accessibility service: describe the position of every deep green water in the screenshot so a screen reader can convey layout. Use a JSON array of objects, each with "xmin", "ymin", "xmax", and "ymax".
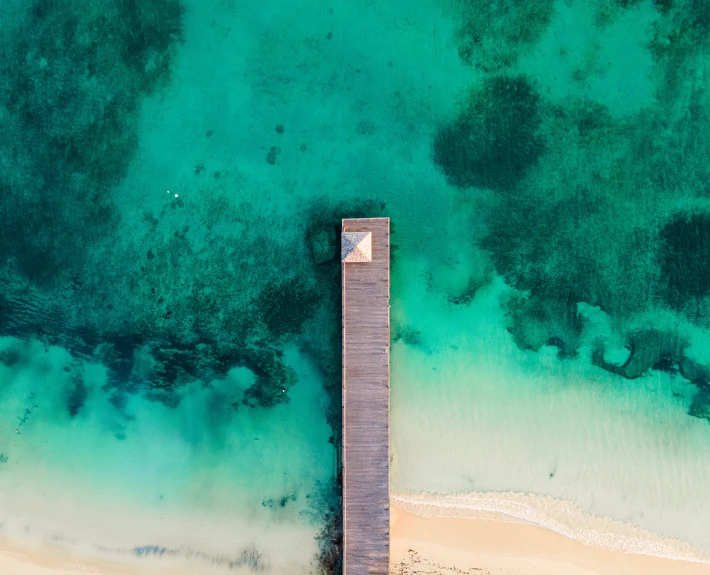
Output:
[{"xmin": 1, "ymin": 0, "xmax": 710, "ymax": 572}]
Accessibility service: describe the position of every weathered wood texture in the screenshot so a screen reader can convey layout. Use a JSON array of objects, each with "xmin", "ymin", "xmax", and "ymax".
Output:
[{"xmin": 342, "ymin": 217, "xmax": 390, "ymax": 575}]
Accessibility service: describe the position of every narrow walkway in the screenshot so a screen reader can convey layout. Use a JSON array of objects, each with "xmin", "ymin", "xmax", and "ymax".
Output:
[{"xmin": 341, "ymin": 217, "xmax": 390, "ymax": 575}]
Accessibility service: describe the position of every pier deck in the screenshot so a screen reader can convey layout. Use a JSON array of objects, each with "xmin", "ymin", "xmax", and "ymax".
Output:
[{"xmin": 341, "ymin": 217, "xmax": 390, "ymax": 575}]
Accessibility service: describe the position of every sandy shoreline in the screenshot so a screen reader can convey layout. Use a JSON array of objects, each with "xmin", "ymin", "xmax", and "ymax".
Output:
[
  {"xmin": 0, "ymin": 539, "xmax": 276, "ymax": 575},
  {"xmin": 0, "ymin": 550, "xmax": 243, "ymax": 575},
  {"xmin": 6, "ymin": 503, "xmax": 709, "ymax": 575},
  {"xmin": 391, "ymin": 499, "xmax": 710, "ymax": 575}
]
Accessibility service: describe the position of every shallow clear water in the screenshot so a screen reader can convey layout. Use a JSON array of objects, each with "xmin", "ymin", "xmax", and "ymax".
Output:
[{"xmin": 1, "ymin": 0, "xmax": 710, "ymax": 572}]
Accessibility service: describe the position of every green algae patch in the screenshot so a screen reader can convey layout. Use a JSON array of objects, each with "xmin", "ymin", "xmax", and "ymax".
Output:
[
  {"xmin": 255, "ymin": 277, "xmax": 321, "ymax": 339},
  {"xmin": 66, "ymin": 374, "xmax": 89, "ymax": 418},
  {"xmin": 689, "ymin": 387, "xmax": 710, "ymax": 422},
  {"xmin": 660, "ymin": 212, "xmax": 710, "ymax": 312},
  {"xmin": 239, "ymin": 348, "xmax": 297, "ymax": 408},
  {"xmin": 433, "ymin": 75, "xmax": 544, "ymax": 192},
  {"xmin": 0, "ymin": 0, "xmax": 184, "ymax": 286},
  {"xmin": 453, "ymin": 0, "xmax": 556, "ymax": 72},
  {"xmin": 475, "ymin": 81, "xmax": 710, "ymax": 384}
]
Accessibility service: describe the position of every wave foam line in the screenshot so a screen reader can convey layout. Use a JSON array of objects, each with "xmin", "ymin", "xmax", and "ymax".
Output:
[{"xmin": 391, "ymin": 492, "xmax": 710, "ymax": 565}]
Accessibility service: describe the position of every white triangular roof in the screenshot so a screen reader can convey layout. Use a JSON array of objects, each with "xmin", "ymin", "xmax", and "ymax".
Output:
[{"xmin": 341, "ymin": 231, "xmax": 372, "ymax": 262}]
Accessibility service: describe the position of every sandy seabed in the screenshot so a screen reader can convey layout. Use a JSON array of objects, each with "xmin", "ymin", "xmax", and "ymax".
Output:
[
  {"xmin": 0, "ymin": 553, "xmax": 242, "ymax": 575},
  {"xmin": 0, "ymin": 542, "xmax": 276, "ymax": 575}
]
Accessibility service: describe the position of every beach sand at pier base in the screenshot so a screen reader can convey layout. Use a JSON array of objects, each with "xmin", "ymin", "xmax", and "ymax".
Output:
[{"xmin": 391, "ymin": 505, "xmax": 710, "ymax": 575}]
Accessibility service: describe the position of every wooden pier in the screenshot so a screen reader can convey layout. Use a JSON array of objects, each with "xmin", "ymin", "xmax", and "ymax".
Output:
[{"xmin": 341, "ymin": 217, "xmax": 390, "ymax": 575}]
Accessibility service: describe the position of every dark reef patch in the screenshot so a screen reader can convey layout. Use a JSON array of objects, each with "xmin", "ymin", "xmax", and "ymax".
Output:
[
  {"xmin": 433, "ymin": 75, "xmax": 544, "ymax": 192},
  {"xmin": 447, "ymin": 273, "xmax": 493, "ymax": 307},
  {"xmin": 503, "ymin": 293, "xmax": 583, "ymax": 359},
  {"xmin": 261, "ymin": 492, "xmax": 296, "ymax": 509},
  {"xmin": 474, "ymin": 76, "xmax": 710, "ymax": 403},
  {"xmin": 654, "ymin": 0, "xmax": 674, "ymax": 13},
  {"xmin": 306, "ymin": 479, "xmax": 342, "ymax": 575},
  {"xmin": 0, "ymin": 343, "xmax": 25, "ymax": 368},
  {"xmin": 266, "ymin": 146, "xmax": 281, "ymax": 164},
  {"xmin": 0, "ymin": 0, "xmax": 184, "ymax": 286},
  {"xmin": 255, "ymin": 277, "xmax": 321, "ymax": 339},
  {"xmin": 238, "ymin": 348, "xmax": 297, "ymax": 408},
  {"xmin": 454, "ymin": 0, "xmax": 555, "ymax": 72},
  {"xmin": 648, "ymin": 0, "xmax": 710, "ymax": 115},
  {"xmin": 16, "ymin": 393, "xmax": 39, "ymax": 432},
  {"xmin": 689, "ymin": 385, "xmax": 710, "ymax": 422},
  {"xmin": 592, "ymin": 329, "xmax": 687, "ymax": 379},
  {"xmin": 659, "ymin": 212, "xmax": 710, "ymax": 310},
  {"xmin": 389, "ymin": 220, "xmax": 399, "ymax": 267},
  {"xmin": 0, "ymin": 290, "xmax": 298, "ymax": 411},
  {"xmin": 67, "ymin": 374, "xmax": 89, "ymax": 417},
  {"xmin": 392, "ymin": 324, "xmax": 422, "ymax": 347},
  {"xmin": 481, "ymin": 185, "xmax": 629, "ymax": 320},
  {"xmin": 308, "ymin": 226, "xmax": 338, "ymax": 265}
]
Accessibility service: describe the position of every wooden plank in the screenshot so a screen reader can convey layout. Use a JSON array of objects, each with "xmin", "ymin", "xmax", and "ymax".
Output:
[{"xmin": 342, "ymin": 217, "xmax": 390, "ymax": 575}]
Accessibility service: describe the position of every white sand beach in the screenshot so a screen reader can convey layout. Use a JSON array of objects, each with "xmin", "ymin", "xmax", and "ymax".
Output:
[{"xmin": 391, "ymin": 502, "xmax": 710, "ymax": 575}]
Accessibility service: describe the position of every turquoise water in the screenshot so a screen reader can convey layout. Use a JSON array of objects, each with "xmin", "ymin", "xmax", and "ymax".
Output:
[{"xmin": 2, "ymin": 0, "xmax": 710, "ymax": 572}]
